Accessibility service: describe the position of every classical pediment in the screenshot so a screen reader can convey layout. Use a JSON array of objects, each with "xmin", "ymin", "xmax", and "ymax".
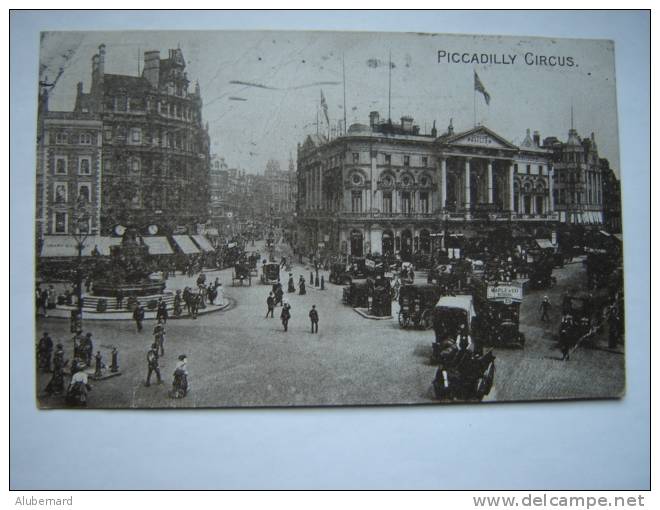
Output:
[{"xmin": 443, "ymin": 126, "xmax": 518, "ymax": 151}]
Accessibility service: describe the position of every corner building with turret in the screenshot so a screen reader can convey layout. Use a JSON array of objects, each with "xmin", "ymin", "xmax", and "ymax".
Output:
[{"xmin": 73, "ymin": 44, "xmax": 211, "ymax": 234}]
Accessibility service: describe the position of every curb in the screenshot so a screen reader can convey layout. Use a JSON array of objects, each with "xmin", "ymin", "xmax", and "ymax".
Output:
[
  {"xmin": 353, "ymin": 308, "xmax": 393, "ymax": 320},
  {"xmin": 41, "ymin": 300, "xmax": 233, "ymax": 321}
]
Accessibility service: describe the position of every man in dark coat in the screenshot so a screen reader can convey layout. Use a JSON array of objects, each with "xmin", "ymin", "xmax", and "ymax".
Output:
[
  {"xmin": 37, "ymin": 331, "xmax": 53, "ymax": 372},
  {"xmin": 309, "ymin": 305, "xmax": 319, "ymax": 333},
  {"xmin": 156, "ymin": 298, "xmax": 169, "ymax": 324},
  {"xmin": 266, "ymin": 293, "xmax": 275, "ymax": 318},
  {"xmin": 146, "ymin": 343, "xmax": 162, "ymax": 386},
  {"xmin": 133, "ymin": 305, "xmax": 145, "ymax": 332},
  {"xmin": 281, "ymin": 303, "xmax": 291, "ymax": 332},
  {"xmin": 288, "ymin": 273, "xmax": 296, "ymax": 293}
]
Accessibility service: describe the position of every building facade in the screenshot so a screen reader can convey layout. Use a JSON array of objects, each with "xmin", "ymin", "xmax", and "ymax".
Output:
[
  {"xmin": 36, "ymin": 110, "xmax": 103, "ymax": 239},
  {"xmin": 601, "ymin": 159, "xmax": 622, "ymax": 233},
  {"xmin": 296, "ymin": 112, "xmax": 565, "ymax": 259},
  {"xmin": 543, "ymin": 128, "xmax": 605, "ymax": 225},
  {"xmin": 71, "ymin": 44, "xmax": 211, "ymax": 234}
]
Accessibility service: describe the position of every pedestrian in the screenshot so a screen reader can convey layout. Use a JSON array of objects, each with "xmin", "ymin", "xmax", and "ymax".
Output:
[
  {"xmin": 37, "ymin": 331, "xmax": 53, "ymax": 372},
  {"xmin": 133, "ymin": 304, "xmax": 145, "ymax": 332},
  {"xmin": 216, "ymin": 282, "xmax": 224, "ymax": 306},
  {"xmin": 146, "ymin": 343, "xmax": 162, "ymax": 386},
  {"xmin": 266, "ymin": 293, "xmax": 275, "ymax": 318},
  {"xmin": 309, "ymin": 305, "xmax": 319, "ymax": 333},
  {"xmin": 288, "ymin": 273, "xmax": 296, "ymax": 293},
  {"xmin": 183, "ymin": 287, "xmax": 192, "ymax": 315},
  {"xmin": 156, "ymin": 298, "xmax": 169, "ymax": 324},
  {"xmin": 82, "ymin": 332, "xmax": 94, "ymax": 366},
  {"xmin": 315, "ymin": 267, "xmax": 320, "ymax": 287},
  {"xmin": 173, "ymin": 290, "xmax": 183, "ymax": 317},
  {"xmin": 299, "ymin": 276, "xmax": 306, "ymax": 295},
  {"xmin": 281, "ymin": 303, "xmax": 291, "ymax": 332},
  {"xmin": 539, "ymin": 296, "xmax": 552, "ymax": 321},
  {"xmin": 171, "ymin": 355, "xmax": 189, "ymax": 398},
  {"xmin": 94, "ymin": 351, "xmax": 103, "ymax": 378},
  {"xmin": 310, "ymin": 271, "xmax": 314, "ymax": 286},
  {"xmin": 559, "ymin": 315, "xmax": 574, "ymax": 361},
  {"xmin": 116, "ymin": 289, "xmax": 124, "ymax": 310},
  {"xmin": 274, "ymin": 282, "xmax": 284, "ymax": 307},
  {"xmin": 44, "ymin": 344, "xmax": 66, "ymax": 396},
  {"xmin": 39, "ymin": 286, "xmax": 49, "ymax": 318},
  {"xmin": 153, "ymin": 320, "xmax": 166, "ymax": 356}
]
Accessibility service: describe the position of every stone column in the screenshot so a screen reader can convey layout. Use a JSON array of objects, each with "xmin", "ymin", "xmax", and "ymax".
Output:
[
  {"xmin": 548, "ymin": 165, "xmax": 555, "ymax": 212},
  {"xmin": 508, "ymin": 163, "xmax": 515, "ymax": 213},
  {"xmin": 440, "ymin": 157, "xmax": 447, "ymax": 210},
  {"xmin": 464, "ymin": 158, "xmax": 471, "ymax": 218},
  {"xmin": 487, "ymin": 159, "xmax": 494, "ymax": 204}
]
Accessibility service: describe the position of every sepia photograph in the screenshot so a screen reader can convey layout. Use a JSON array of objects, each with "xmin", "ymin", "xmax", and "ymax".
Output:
[{"xmin": 33, "ymin": 28, "xmax": 625, "ymax": 409}]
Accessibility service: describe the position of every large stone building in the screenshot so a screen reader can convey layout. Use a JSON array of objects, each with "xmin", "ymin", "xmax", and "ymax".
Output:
[
  {"xmin": 68, "ymin": 44, "xmax": 211, "ymax": 234},
  {"xmin": 296, "ymin": 112, "xmax": 565, "ymax": 259}
]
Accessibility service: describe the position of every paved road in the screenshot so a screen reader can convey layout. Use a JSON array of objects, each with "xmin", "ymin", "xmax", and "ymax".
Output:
[{"xmin": 35, "ymin": 242, "xmax": 624, "ymax": 408}]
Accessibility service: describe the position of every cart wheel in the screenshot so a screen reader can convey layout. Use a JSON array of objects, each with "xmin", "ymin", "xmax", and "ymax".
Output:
[{"xmin": 421, "ymin": 310, "xmax": 434, "ymax": 330}]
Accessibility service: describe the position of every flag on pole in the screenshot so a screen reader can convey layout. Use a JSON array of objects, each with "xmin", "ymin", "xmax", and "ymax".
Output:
[
  {"xmin": 474, "ymin": 71, "xmax": 491, "ymax": 105},
  {"xmin": 320, "ymin": 90, "xmax": 329, "ymax": 124}
]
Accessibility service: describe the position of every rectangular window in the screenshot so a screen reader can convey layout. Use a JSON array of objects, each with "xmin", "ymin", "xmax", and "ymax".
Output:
[
  {"xmin": 54, "ymin": 183, "xmax": 67, "ymax": 204},
  {"xmin": 514, "ymin": 164, "xmax": 518, "ymax": 173},
  {"xmin": 404, "ymin": 155, "xmax": 410, "ymax": 167},
  {"xmin": 54, "ymin": 156, "xmax": 67, "ymax": 175},
  {"xmin": 352, "ymin": 153, "xmax": 359, "ymax": 164},
  {"xmin": 131, "ymin": 128, "xmax": 142, "ymax": 143},
  {"xmin": 420, "ymin": 191, "xmax": 429, "ymax": 213},
  {"xmin": 54, "ymin": 212, "xmax": 67, "ymax": 234},
  {"xmin": 351, "ymin": 190, "xmax": 362, "ymax": 212},
  {"xmin": 401, "ymin": 191, "xmax": 412, "ymax": 213},
  {"xmin": 104, "ymin": 127, "xmax": 113, "ymax": 142},
  {"xmin": 385, "ymin": 154, "xmax": 391, "ymax": 164},
  {"xmin": 79, "ymin": 157, "xmax": 91, "ymax": 175},
  {"xmin": 538, "ymin": 165, "xmax": 543, "ymax": 174},
  {"xmin": 422, "ymin": 156, "xmax": 428, "ymax": 167},
  {"xmin": 55, "ymin": 132, "xmax": 67, "ymax": 145},
  {"xmin": 526, "ymin": 165, "xmax": 531, "ymax": 174},
  {"xmin": 383, "ymin": 191, "xmax": 392, "ymax": 213},
  {"xmin": 116, "ymin": 95, "xmax": 128, "ymax": 112},
  {"xmin": 78, "ymin": 184, "xmax": 91, "ymax": 203},
  {"xmin": 131, "ymin": 158, "xmax": 141, "ymax": 173},
  {"xmin": 79, "ymin": 133, "xmax": 92, "ymax": 145}
]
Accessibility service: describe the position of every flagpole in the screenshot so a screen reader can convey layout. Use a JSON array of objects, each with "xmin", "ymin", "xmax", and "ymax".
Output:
[{"xmin": 474, "ymin": 87, "xmax": 477, "ymax": 127}]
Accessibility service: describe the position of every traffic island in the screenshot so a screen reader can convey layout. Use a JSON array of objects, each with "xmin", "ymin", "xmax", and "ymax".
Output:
[
  {"xmin": 44, "ymin": 299, "xmax": 233, "ymax": 321},
  {"xmin": 353, "ymin": 307, "xmax": 393, "ymax": 320}
]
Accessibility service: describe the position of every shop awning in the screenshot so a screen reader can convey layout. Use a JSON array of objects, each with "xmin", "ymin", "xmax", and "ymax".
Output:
[
  {"xmin": 172, "ymin": 235, "xmax": 200, "ymax": 254},
  {"xmin": 535, "ymin": 238, "xmax": 555, "ymax": 249},
  {"xmin": 143, "ymin": 236, "xmax": 173, "ymax": 255},
  {"xmin": 191, "ymin": 234, "xmax": 214, "ymax": 252}
]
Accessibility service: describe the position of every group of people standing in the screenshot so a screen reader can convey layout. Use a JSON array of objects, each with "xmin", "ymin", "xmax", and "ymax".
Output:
[{"xmin": 265, "ymin": 284, "xmax": 320, "ymax": 334}]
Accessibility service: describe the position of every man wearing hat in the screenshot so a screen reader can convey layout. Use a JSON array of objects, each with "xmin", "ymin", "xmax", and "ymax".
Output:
[
  {"xmin": 539, "ymin": 296, "xmax": 552, "ymax": 322},
  {"xmin": 81, "ymin": 333, "xmax": 94, "ymax": 366},
  {"xmin": 153, "ymin": 320, "xmax": 166, "ymax": 356},
  {"xmin": 37, "ymin": 331, "xmax": 53, "ymax": 372},
  {"xmin": 133, "ymin": 304, "xmax": 145, "ymax": 332},
  {"xmin": 309, "ymin": 305, "xmax": 319, "ymax": 334},
  {"xmin": 288, "ymin": 273, "xmax": 296, "ymax": 293},
  {"xmin": 146, "ymin": 343, "xmax": 162, "ymax": 386}
]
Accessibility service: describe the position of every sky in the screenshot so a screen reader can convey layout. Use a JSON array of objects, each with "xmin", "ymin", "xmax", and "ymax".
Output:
[{"xmin": 40, "ymin": 30, "xmax": 620, "ymax": 174}]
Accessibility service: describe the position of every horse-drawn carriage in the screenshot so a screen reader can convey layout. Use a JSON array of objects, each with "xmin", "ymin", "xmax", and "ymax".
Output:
[
  {"xmin": 247, "ymin": 252, "xmax": 260, "ymax": 277},
  {"xmin": 397, "ymin": 284, "xmax": 441, "ymax": 329},
  {"xmin": 260, "ymin": 262, "xmax": 280, "ymax": 285},
  {"xmin": 231, "ymin": 262, "xmax": 252, "ymax": 286},
  {"xmin": 432, "ymin": 349, "xmax": 496, "ymax": 402}
]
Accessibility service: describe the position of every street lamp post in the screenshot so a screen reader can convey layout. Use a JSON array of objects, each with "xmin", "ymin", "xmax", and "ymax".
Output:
[{"xmin": 71, "ymin": 197, "xmax": 91, "ymax": 326}]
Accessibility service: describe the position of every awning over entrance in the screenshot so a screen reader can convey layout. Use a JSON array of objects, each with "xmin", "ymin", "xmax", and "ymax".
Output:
[
  {"xmin": 535, "ymin": 238, "xmax": 555, "ymax": 249},
  {"xmin": 191, "ymin": 234, "xmax": 215, "ymax": 252},
  {"xmin": 172, "ymin": 235, "xmax": 200, "ymax": 254},
  {"xmin": 142, "ymin": 236, "xmax": 174, "ymax": 255}
]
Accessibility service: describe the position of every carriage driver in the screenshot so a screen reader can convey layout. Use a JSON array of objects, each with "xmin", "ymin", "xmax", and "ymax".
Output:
[{"xmin": 456, "ymin": 323, "xmax": 475, "ymax": 353}]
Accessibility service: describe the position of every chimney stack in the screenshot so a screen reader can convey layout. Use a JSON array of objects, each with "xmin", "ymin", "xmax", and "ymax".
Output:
[
  {"xmin": 369, "ymin": 111, "xmax": 380, "ymax": 128},
  {"xmin": 143, "ymin": 50, "xmax": 161, "ymax": 89},
  {"xmin": 98, "ymin": 44, "xmax": 106, "ymax": 78},
  {"xmin": 533, "ymin": 130, "xmax": 540, "ymax": 147}
]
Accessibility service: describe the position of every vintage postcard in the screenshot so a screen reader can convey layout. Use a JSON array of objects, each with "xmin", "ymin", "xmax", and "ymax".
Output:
[{"xmin": 34, "ymin": 30, "xmax": 624, "ymax": 408}]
